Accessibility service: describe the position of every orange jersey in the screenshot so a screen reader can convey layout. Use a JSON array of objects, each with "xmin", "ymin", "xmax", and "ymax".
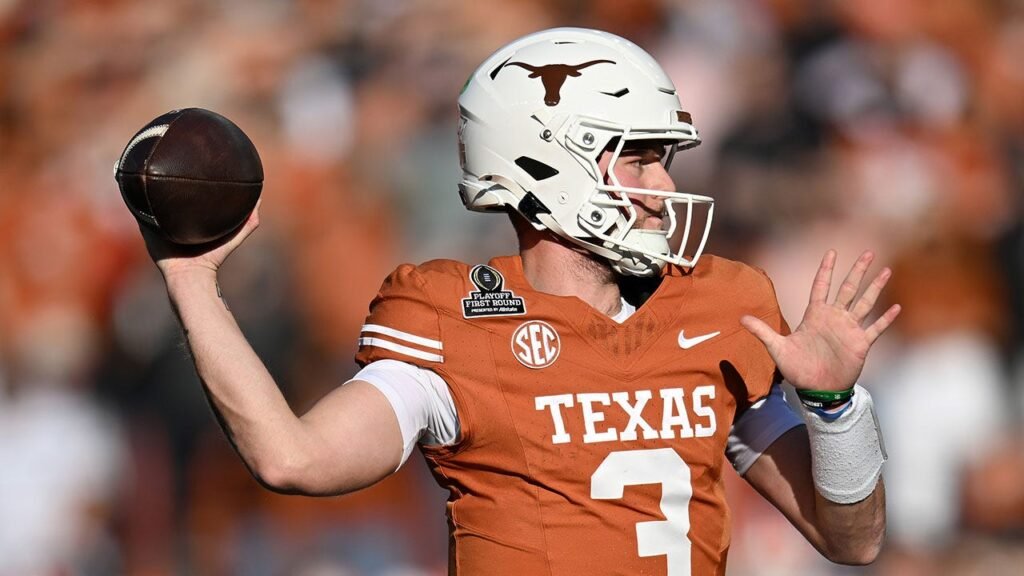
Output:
[{"xmin": 356, "ymin": 255, "xmax": 788, "ymax": 576}]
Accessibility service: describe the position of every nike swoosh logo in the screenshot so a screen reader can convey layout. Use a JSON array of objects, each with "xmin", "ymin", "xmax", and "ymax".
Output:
[{"xmin": 678, "ymin": 330, "xmax": 721, "ymax": 349}]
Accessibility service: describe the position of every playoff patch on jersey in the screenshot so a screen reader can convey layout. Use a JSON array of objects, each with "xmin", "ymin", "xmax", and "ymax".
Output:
[{"xmin": 462, "ymin": 265, "xmax": 527, "ymax": 318}]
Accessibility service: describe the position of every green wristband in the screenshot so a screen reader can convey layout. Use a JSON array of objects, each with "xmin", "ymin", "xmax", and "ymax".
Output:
[{"xmin": 796, "ymin": 387, "xmax": 855, "ymax": 409}]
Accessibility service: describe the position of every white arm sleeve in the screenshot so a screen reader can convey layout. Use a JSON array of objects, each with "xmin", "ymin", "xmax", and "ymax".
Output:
[
  {"xmin": 345, "ymin": 359, "xmax": 460, "ymax": 469},
  {"xmin": 727, "ymin": 383, "xmax": 804, "ymax": 475}
]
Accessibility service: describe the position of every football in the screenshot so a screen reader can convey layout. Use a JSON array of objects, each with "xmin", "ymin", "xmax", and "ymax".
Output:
[{"xmin": 115, "ymin": 108, "xmax": 263, "ymax": 245}]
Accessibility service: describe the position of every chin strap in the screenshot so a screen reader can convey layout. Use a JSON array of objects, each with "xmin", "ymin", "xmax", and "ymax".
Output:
[
  {"xmin": 535, "ymin": 212, "xmax": 664, "ymax": 277},
  {"xmin": 610, "ymin": 255, "xmax": 662, "ymax": 277},
  {"xmin": 535, "ymin": 212, "xmax": 618, "ymax": 261},
  {"xmin": 609, "ymin": 229, "xmax": 670, "ymax": 277}
]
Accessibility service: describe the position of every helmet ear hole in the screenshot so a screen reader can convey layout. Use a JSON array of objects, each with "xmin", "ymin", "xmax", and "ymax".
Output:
[{"xmin": 517, "ymin": 192, "xmax": 552, "ymax": 224}]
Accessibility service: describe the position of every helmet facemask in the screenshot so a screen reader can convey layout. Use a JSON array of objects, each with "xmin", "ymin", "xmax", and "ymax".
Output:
[{"xmin": 552, "ymin": 117, "xmax": 713, "ymax": 277}]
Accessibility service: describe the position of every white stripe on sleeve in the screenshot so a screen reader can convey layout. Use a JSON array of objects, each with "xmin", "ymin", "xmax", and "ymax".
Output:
[
  {"xmin": 357, "ymin": 337, "xmax": 444, "ymax": 363},
  {"xmin": 360, "ymin": 324, "xmax": 443, "ymax": 349}
]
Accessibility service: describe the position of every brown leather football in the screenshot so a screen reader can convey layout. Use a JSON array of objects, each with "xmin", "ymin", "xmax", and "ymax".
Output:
[{"xmin": 115, "ymin": 108, "xmax": 263, "ymax": 245}]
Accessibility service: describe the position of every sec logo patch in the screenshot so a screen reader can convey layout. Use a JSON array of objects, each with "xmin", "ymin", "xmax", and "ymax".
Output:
[{"xmin": 512, "ymin": 321, "xmax": 560, "ymax": 369}]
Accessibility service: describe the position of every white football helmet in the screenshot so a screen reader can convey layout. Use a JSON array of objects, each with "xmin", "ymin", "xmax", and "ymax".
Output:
[{"xmin": 458, "ymin": 27, "xmax": 712, "ymax": 277}]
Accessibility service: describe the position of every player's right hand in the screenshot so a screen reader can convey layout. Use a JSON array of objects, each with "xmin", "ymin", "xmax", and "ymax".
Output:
[{"xmin": 142, "ymin": 199, "xmax": 261, "ymax": 280}]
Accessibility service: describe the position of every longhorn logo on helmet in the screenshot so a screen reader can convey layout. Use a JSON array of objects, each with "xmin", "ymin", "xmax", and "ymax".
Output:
[{"xmin": 497, "ymin": 60, "xmax": 615, "ymax": 106}]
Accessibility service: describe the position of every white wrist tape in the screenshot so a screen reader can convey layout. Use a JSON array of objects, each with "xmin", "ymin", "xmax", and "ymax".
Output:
[{"xmin": 800, "ymin": 384, "xmax": 887, "ymax": 504}]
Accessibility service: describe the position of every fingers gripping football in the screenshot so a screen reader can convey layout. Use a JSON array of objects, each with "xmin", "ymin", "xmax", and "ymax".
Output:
[{"xmin": 142, "ymin": 198, "xmax": 261, "ymax": 278}]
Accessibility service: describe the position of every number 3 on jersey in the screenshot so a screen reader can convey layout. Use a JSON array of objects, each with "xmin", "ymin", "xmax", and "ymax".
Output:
[{"xmin": 591, "ymin": 448, "xmax": 693, "ymax": 575}]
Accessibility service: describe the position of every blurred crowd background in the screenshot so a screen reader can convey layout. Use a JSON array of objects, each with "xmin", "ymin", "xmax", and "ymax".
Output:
[{"xmin": 1, "ymin": 0, "xmax": 1023, "ymax": 574}]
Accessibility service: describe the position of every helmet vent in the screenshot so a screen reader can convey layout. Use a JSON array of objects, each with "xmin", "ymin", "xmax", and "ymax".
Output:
[
  {"xmin": 658, "ymin": 87, "xmax": 676, "ymax": 95},
  {"xmin": 600, "ymin": 88, "xmax": 630, "ymax": 98},
  {"xmin": 490, "ymin": 57, "xmax": 512, "ymax": 80},
  {"xmin": 515, "ymin": 156, "xmax": 559, "ymax": 181},
  {"xmin": 554, "ymin": 41, "xmax": 577, "ymax": 45}
]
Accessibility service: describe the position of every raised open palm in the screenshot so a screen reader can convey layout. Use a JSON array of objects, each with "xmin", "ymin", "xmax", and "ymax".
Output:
[{"xmin": 741, "ymin": 250, "xmax": 901, "ymax": 392}]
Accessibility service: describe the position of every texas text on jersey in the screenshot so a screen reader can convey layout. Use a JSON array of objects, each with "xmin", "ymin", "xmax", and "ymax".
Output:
[{"xmin": 356, "ymin": 254, "xmax": 789, "ymax": 576}]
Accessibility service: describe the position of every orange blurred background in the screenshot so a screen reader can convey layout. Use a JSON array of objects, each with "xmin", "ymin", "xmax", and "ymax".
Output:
[{"xmin": 1, "ymin": 1, "xmax": 1023, "ymax": 574}]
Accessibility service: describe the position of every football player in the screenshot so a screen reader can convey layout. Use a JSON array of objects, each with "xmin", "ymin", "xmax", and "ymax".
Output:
[{"xmin": 142, "ymin": 28, "xmax": 898, "ymax": 575}]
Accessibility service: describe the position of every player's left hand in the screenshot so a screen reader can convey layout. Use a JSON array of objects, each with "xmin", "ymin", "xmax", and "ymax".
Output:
[{"xmin": 740, "ymin": 250, "xmax": 901, "ymax": 392}]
